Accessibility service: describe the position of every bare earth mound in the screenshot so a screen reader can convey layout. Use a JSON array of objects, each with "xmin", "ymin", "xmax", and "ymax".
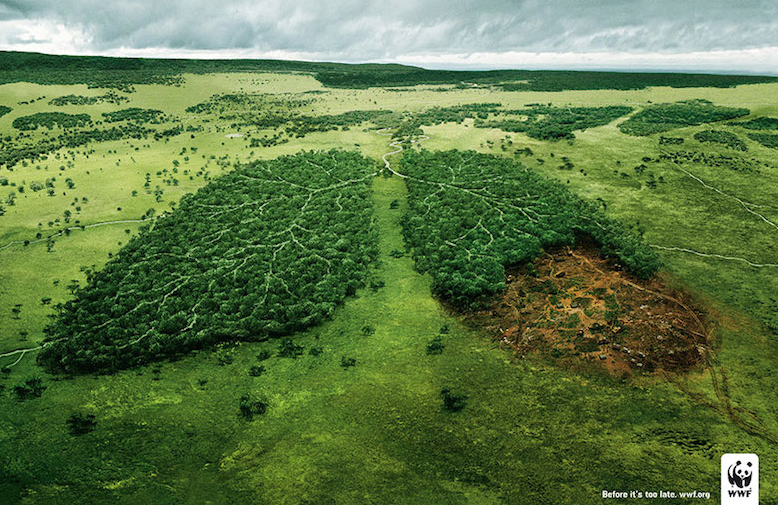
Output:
[{"xmin": 471, "ymin": 244, "xmax": 710, "ymax": 375}]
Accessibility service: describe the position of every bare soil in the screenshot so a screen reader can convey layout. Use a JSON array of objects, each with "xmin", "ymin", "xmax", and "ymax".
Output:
[{"xmin": 470, "ymin": 244, "xmax": 711, "ymax": 376}]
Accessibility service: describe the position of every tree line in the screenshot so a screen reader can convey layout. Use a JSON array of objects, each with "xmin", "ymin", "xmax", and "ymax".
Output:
[{"xmin": 315, "ymin": 69, "xmax": 776, "ymax": 91}]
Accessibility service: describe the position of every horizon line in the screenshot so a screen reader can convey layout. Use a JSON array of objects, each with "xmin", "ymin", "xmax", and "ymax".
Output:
[{"xmin": 2, "ymin": 48, "xmax": 777, "ymax": 77}]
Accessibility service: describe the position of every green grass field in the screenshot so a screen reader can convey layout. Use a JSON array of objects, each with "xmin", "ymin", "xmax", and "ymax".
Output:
[{"xmin": 1, "ymin": 70, "xmax": 777, "ymax": 503}]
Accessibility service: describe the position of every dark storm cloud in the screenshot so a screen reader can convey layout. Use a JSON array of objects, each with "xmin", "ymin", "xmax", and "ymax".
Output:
[{"xmin": 0, "ymin": 0, "xmax": 775, "ymax": 62}]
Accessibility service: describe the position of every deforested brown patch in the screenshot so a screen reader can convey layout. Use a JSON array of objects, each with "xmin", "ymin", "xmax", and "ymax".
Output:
[{"xmin": 472, "ymin": 244, "xmax": 710, "ymax": 375}]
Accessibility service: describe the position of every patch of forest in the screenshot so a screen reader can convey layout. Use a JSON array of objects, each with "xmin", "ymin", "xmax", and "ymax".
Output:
[
  {"xmin": 186, "ymin": 93, "xmax": 315, "ymax": 115},
  {"xmin": 101, "ymin": 107, "xmax": 166, "ymax": 124},
  {"xmin": 399, "ymin": 150, "xmax": 659, "ymax": 308},
  {"xmin": 185, "ymin": 93, "xmax": 389, "ymax": 138},
  {"xmin": 187, "ymin": 93, "xmax": 393, "ymax": 138},
  {"xmin": 474, "ymin": 105, "xmax": 632, "ymax": 140},
  {"xmin": 618, "ymin": 100, "xmax": 749, "ymax": 136},
  {"xmin": 732, "ymin": 117, "xmax": 778, "ymax": 131},
  {"xmin": 12, "ymin": 112, "xmax": 93, "ymax": 131},
  {"xmin": 747, "ymin": 132, "xmax": 778, "ymax": 149},
  {"xmin": 49, "ymin": 92, "xmax": 129, "ymax": 106},
  {"xmin": 38, "ymin": 150, "xmax": 379, "ymax": 374},
  {"xmin": 0, "ymin": 105, "xmax": 11, "ymax": 118},
  {"xmin": 693, "ymin": 130, "xmax": 747, "ymax": 151},
  {"xmin": 657, "ymin": 150, "xmax": 771, "ymax": 174}
]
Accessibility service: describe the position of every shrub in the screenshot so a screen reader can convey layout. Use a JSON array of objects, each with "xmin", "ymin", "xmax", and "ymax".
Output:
[
  {"xmin": 441, "ymin": 387, "xmax": 468, "ymax": 412},
  {"xmin": 277, "ymin": 338, "xmax": 304, "ymax": 359},
  {"xmin": 426, "ymin": 336, "xmax": 445, "ymax": 355},
  {"xmin": 238, "ymin": 394, "xmax": 268, "ymax": 420},
  {"xmin": 248, "ymin": 365, "xmax": 265, "ymax": 377},
  {"xmin": 14, "ymin": 377, "xmax": 46, "ymax": 401},
  {"xmin": 66, "ymin": 413, "xmax": 97, "ymax": 435}
]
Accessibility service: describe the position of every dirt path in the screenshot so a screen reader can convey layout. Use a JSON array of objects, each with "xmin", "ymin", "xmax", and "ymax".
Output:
[
  {"xmin": 0, "ymin": 216, "xmax": 159, "ymax": 253},
  {"xmin": 654, "ymin": 141, "xmax": 778, "ymax": 230},
  {"xmin": 650, "ymin": 244, "xmax": 778, "ymax": 268},
  {"xmin": 376, "ymin": 127, "xmax": 429, "ymax": 177}
]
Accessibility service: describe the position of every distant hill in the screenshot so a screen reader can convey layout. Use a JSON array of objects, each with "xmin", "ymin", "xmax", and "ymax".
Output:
[{"xmin": 1, "ymin": 50, "xmax": 775, "ymax": 91}]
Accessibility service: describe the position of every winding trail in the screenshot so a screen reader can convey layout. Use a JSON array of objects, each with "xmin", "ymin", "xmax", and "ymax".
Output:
[
  {"xmin": 654, "ymin": 143, "xmax": 778, "ymax": 231},
  {"xmin": 376, "ymin": 128, "xmax": 429, "ymax": 177},
  {"xmin": 0, "ymin": 218, "xmax": 160, "ymax": 367},
  {"xmin": 0, "ymin": 339, "xmax": 66, "ymax": 369},
  {"xmin": 0, "ymin": 345, "xmax": 44, "ymax": 368},
  {"xmin": 650, "ymin": 245, "xmax": 778, "ymax": 268},
  {"xmin": 0, "ymin": 216, "xmax": 159, "ymax": 253}
]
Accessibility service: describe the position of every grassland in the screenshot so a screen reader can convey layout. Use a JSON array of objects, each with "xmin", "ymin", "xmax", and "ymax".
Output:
[{"xmin": 1, "ymin": 64, "xmax": 777, "ymax": 504}]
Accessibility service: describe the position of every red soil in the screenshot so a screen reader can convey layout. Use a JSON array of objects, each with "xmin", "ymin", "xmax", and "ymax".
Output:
[{"xmin": 471, "ymin": 245, "xmax": 710, "ymax": 375}]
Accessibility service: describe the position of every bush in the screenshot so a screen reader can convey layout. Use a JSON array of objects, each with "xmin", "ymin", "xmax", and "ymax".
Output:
[
  {"xmin": 14, "ymin": 377, "xmax": 46, "ymax": 401},
  {"xmin": 238, "ymin": 394, "xmax": 268, "ymax": 420},
  {"xmin": 277, "ymin": 338, "xmax": 304, "ymax": 359},
  {"xmin": 441, "ymin": 387, "xmax": 468, "ymax": 412},
  {"xmin": 426, "ymin": 336, "xmax": 445, "ymax": 355},
  {"xmin": 659, "ymin": 136, "xmax": 684, "ymax": 145},
  {"xmin": 248, "ymin": 365, "xmax": 265, "ymax": 377},
  {"xmin": 66, "ymin": 413, "xmax": 97, "ymax": 435}
]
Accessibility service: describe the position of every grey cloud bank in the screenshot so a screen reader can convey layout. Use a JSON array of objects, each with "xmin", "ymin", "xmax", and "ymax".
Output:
[{"xmin": 0, "ymin": 0, "xmax": 776, "ymax": 72}]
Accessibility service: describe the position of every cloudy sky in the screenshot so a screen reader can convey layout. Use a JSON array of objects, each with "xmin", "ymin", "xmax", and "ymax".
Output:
[{"xmin": 0, "ymin": 0, "xmax": 776, "ymax": 73}]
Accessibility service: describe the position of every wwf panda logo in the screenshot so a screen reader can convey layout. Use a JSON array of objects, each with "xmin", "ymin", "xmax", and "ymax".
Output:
[{"xmin": 727, "ymin": 460, "xmax": 753, "ymax": 488}]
